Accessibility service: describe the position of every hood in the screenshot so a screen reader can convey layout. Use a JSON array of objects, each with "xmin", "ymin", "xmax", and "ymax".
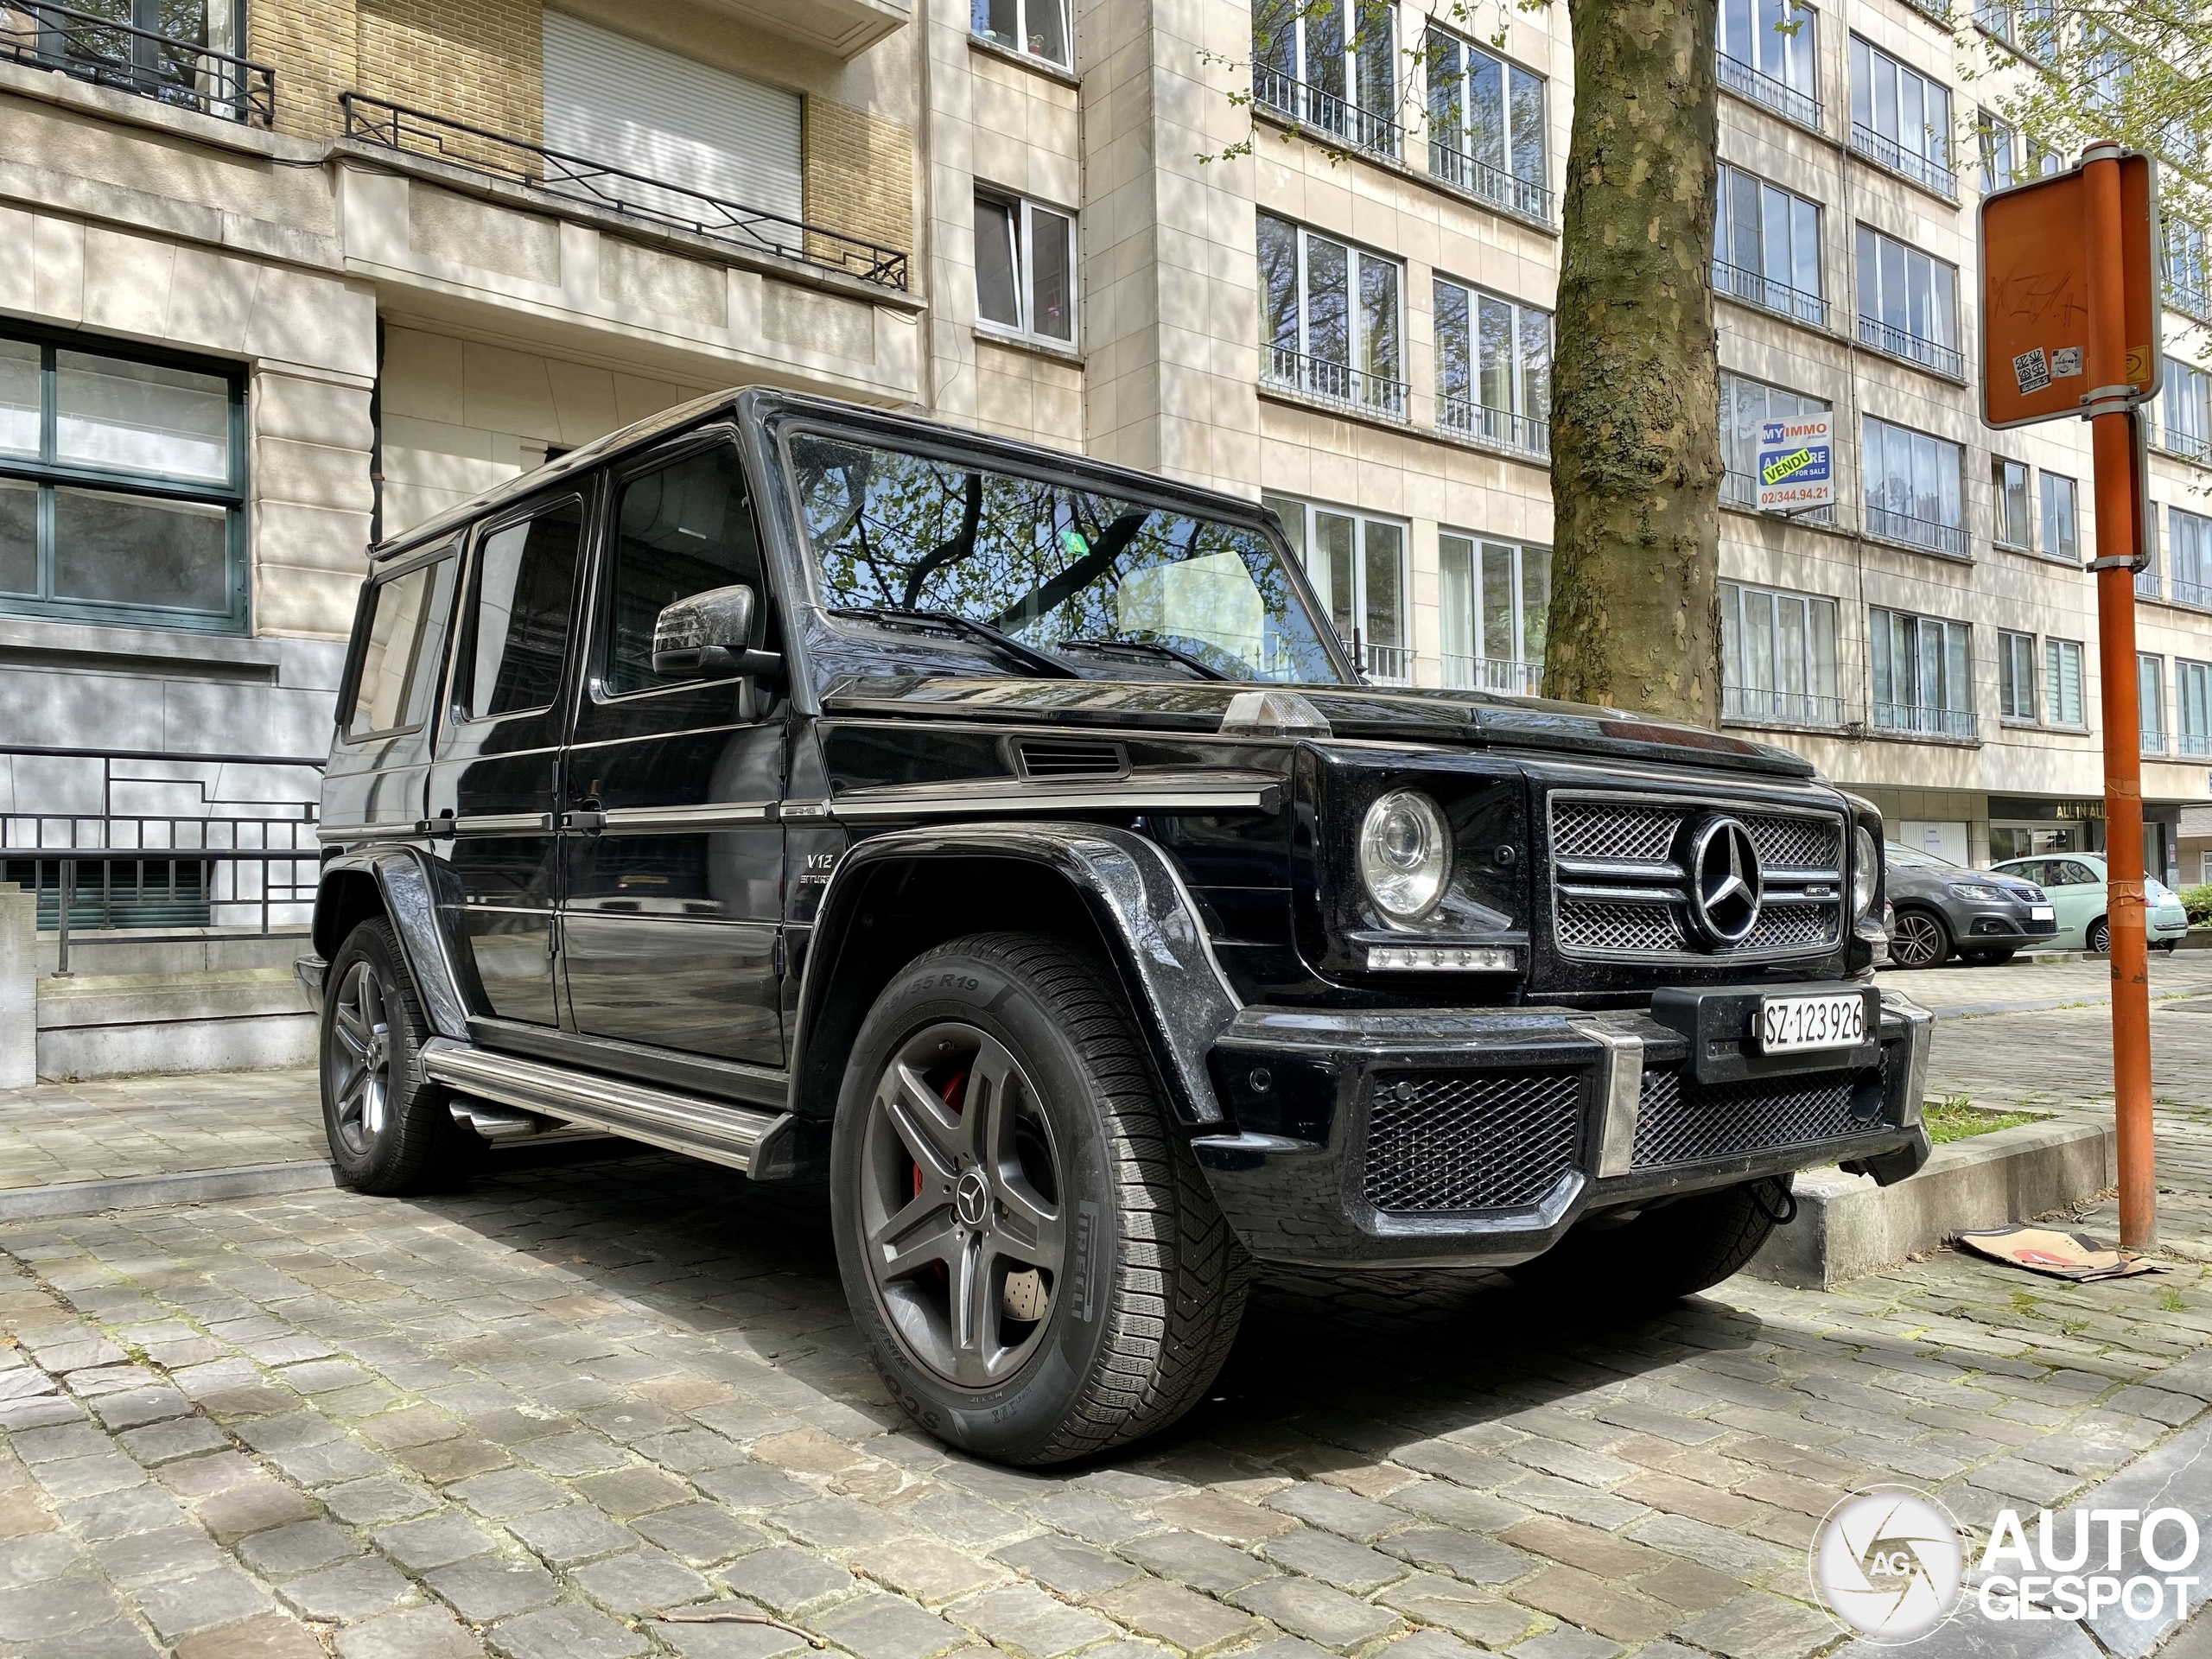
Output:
[{"xmin": 819, "ymin": 675, "xmax": 1819, "ymax": 779}]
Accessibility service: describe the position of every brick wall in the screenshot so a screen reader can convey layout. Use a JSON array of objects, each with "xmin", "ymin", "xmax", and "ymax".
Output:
[
  {"xmin": 251, "ymin": 0, "xmax": 360, "ymax": 140},
  {"xmin": 804, "ymin": 98, "xmax": 915, "ymax": 270},
  {"xmin": 252, "ymin": 0, "xmax": 542, "ymax": 143}
]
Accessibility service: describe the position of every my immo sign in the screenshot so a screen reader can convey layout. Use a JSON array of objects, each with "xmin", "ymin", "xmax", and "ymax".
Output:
[{"xmin": 1756, "ymin": 414, "xmax": 1834, "ymax": 514}]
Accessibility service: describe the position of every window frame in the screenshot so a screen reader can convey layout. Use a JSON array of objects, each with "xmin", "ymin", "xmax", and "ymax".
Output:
[
  {"xmin": 2162, "ymin": 358, "xmax": 2212, "ymax": 464},
  {"xmin": 2172, "ymin": 505, "xmax": 2212, "ymax": 608},
  {"xmin": 1432, "ymin": 276, "xmax": 1552, "ymax": 455},
  {"xmin": 1991, "ymin": 456, "xmax": 2031, "ymax": 549},
  {"xmin": 1712, "ymin": 164, "xmax": 1827, "ymax": 326},
  {"xmin": 1257, "ymin": 213, "xmax": 1408, "ymax": 418},
  {"xmin": 446, "ymin": 489, "xmax": 592, "ymax": 733},
  {"xmin": 2165, "ymin": 219, "xmax": 2210, "ymax": 321},
  {"xmin": 1422, "ymin": 24, "xmax": 1551, "ymax": 219},
  {"xmin": 973, "ymin": 191, "xmax": 1078, "ymax": 348},
  {"xmin": 2037, "ymin": 471, "xmax": 2079, "ymax": 563},
  {"xmin": 335, "ymin": 542, "xmax": 460, "ymax": 747},
  {"xmin": 1869, "ymin": 605, "xmax": 1975, "ymax": 738},
  {"xmin": 1996, "ymin": 629, "xmax": 2037, "ymax": 723},
  {"xmin": 2044, "ymin": 637, "xmax": 2086, "ymax": 728},
  {"xmin": 1853, "ymin": 224, "xmax": 1961, "ymax": 377},
  {"xmin": 0, "ymin": 321, "xmax": 249, "ymax": 635},
  {"xmin": 1716, "ymin": 0, "xmax": 1821, "ymax": 130},
  {"xmin": 1263, "ymin": 493, "xmax": 1411, "ymax": 683},
  {"xmin": 1257, "ymin": 0, "xmax": 1402, "ymax": 158},
  {"xmin": 970, "ymin": 0, "xmax": 1072, "ymax": 70},
  {"xmin": 2140, "ymin": 652, "xmax": 2170, "ymax": 753},
  {"xmin": 1719, "ymin": 371, "xmax": 1835, "ymax": 522},
  {"xmin": 1861, "ymin": 414, "xmax": 1967, "ymax": 556},
  {"xmin": 1848, "ymin": 36, "xmax": 1955, "ymax": 198},
  {"xmin": 1439, "ymin": 531, "xmax": 1551, "ymax": 694},
  {"xmin": 2178, "ymin": 658, "xmax": 2212, "ymax": 757},
  {"xmin": 1719, "ymin": 579, "xmax": 1842, "ymax": 727}
]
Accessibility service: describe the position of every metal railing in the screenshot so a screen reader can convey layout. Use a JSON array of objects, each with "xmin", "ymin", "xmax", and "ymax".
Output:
[
  {"xmin": 2174, "ymin": 575, "xmax": 2212, "ymax": 609},
  {"xmin": 1427, "ymin": 142, "xmax": 1554, "ymax": 224},
  {"xmin": 2139, "ymin": 565, "xmax": 2164, "ymax": 599},
  {"xmin": 2167, "ymin": 275, "xmax": 2211, "ymax": 322},
  {"xmin": 1712, "ymin": 258, "xmax": 1829, "ymax": 327},
  {"xmin": 1873, "ymin": 702, "xmax": 1978, "ymax": 739},
  {"xmin": 0, "ymin": 2, "xmax": 274, "ymax": 124},
  {"xmin": 2182, "ymin": 731, "xmax": 2212, "ymax": 758},
  {"xmin": 1360, "ymin": 641, "xmax": 1413, "ymax": 683},
  {"xmin": 2159, "ymin": 426, "xmax": 2212, "ymax": 465},
  {"xmin": 1850, "ymin": 123, "xmax": 1958, "ymax": 199},
  {"xmin": 1857, "ymin": 314, "xmax": 1966, "ymax": 379},
  {"xmin": 1716, "ymin": 52, "xmax": 1822, "ymax": 130},
  {"xmin": 1441, "ymin": 654, "xmax": 1543, "ymax": 695},
  {"xmin": 1438, "ymin": 396, "xmax": 1548, "ymax": 457},
  {"xmin": 2143, "ymin": 728, "xmax": 2171, "ymax": 757},
  {"xmin": 1723, "ymin": 685, "xmax": 1847, "ymax": 726},
  {"xmin": 1263, "ymin": 345, "xmax": 1408, "ymax": 419},
  {"xmin": 1252, "ymin": 66, "xmax": 1402, "ymax": 160},
  {"xmin": 1866, "ymin": 503, "xmax": 1970, "ymax": 557},
  {"xmin": 1723, "ymin": 467, "xmax": 1836, "ymax": 522},
  {"xmin": 0, "ymin": 745, "xmax": 321, "ymax": 975},
  {"xmin": 339, "ymin": 92, "xmax": 911, "ymax": 291}
]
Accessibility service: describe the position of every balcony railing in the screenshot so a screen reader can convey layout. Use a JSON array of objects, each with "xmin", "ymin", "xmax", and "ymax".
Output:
[
  {"xmin": 339, "ymin": 92, "xmax": 910, "ymax": 290},
  {"xmin": 1263, "ymin": 345, "xmax": 1408, "ymax": 420},
  {"xmin": 1874, "ymin": 702, "xmax": 1978, "ymax": 739},
  {"xmin": 0, "ymin": 2, "xmax": 274, "ymax": 124},
  {"xmin": 1866, "ymin": 503, "xmax": 1970, "ymax": 557},
  {"xmin": 1716, "ymin": 52, "xmax": 1822, "ymax": 130},
  {"xmin": 1252, "ymin": 66, "xmax": 1402, "ymax": 161},
  {"xmin": 1858, "ymin": 314, "xmax": 1966, "ymax": 379},
  {"xmin": 2182, "ymin": 731, "xmax": 2212, "ymax": 758},
  {"xmin": 1439, "ymin": 396, "xmax": 1549, "ymax": 457},
  {"xmin": 2167, "ymin": 275, "xmax": 2211, "ymax": 322},
  {"xmin": 1441, "ymin": 654, "xmax": 1543, "ymax": 696},
  {"xmin": 1712, "ymin": 258, "xmax": 1830, "ymax": 327},
  {"xmin": 1723, "ymin": 685, "xmax": 1847, "ymax": 726},
  {"xmin": 2139, "ymin": 566, "xmax": 2164, "ymax": 599},
  {"xmin": 2143, "ymin": 728, "xmax": 2171, "ymax": 757},
  {"xmin": 1360, "ymin": 641, "xmax": 1413, "ymax": 684},
  {"xmin": 2160, "ymin": 425, "xmax": 2212, "ymax": 465},
  {"xmin": 2175, "ymin": 576, "xmax": 2212, "ymax": 609},
  {"xmin": 1427, "ymin": 143, "xmax": 1554, "ymax": 225},
  {"xmin": 1723, "ymin": 467, "xmax": 1837, "ymax": 523},
  {"xmin": 1850, "ymin": 123, "xmax": 1958, "ymax": 200}
]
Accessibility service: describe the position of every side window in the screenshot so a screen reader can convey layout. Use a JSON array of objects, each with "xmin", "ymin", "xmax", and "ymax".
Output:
[
  {"xmin": 603, "ymin": 444, "xmax": 765, "ymax": 696},
  {"xmin": 2009, "ymin": 860, "xmax": 2048, "ymax": 887},
  {"xmin": 2056, "ymin": 861, "xmax": 2099, "ymax": 887},
  {"xmin": 461, "ymin": 499, "xmax": 584, "ymax": 720},
  {"xmin": 343, "ymin": 551, "xmax": 454, "ymax": 741}
]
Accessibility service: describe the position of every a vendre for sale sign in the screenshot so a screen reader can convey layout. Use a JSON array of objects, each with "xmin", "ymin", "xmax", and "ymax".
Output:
[{"xmin": 1755, "ymin": 413, "xmax": 1833, "ymax": 514}]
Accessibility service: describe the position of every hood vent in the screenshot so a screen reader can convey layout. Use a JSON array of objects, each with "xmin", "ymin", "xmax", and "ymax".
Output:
[{"xmin": 1012, "ymin": 738, "xmax": 1129, "ymax": 780}]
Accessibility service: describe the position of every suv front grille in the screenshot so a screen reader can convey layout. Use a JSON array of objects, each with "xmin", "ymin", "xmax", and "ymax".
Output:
[
  {"xmin": 1631, "ymin": 1062, "xmax": 1883, "ymax": 1169},
  {"xmin": 1363, "ymin": 1070, "xmax": 1583, "ymax": 1212}
]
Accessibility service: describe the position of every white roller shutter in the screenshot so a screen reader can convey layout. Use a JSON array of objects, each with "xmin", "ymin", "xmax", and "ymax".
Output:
[{"xmin": 542, "ymin": 11, "xmax": 804, "ymax": 230}]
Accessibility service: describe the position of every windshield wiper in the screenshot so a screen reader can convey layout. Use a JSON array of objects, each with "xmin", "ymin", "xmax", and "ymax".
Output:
[
  {"xmin": 827, "ymin": 606, "xmax": 1080, "ymax": 679},
  {"xmin": 1058, "ymin": 638, "xmax": 1227, "ymax": 681}
]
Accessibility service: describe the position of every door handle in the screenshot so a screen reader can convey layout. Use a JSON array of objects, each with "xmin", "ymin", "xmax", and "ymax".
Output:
[{"xmin": 560, "ymin": 808, "xmax": 606, "ymax": 832}]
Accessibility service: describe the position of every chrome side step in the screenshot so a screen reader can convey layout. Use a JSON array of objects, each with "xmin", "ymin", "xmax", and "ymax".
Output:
[
  {"xmin": 423, "ymin": 1039, "xmax": 787, "ymax": 1174},
  {"xmin": 447, "ymin": 1097, "xmax": 608, "ymax": 1147}
]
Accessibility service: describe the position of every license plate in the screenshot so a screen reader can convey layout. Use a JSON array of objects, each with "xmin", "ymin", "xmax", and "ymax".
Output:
[
  {"xmin": 1758, "ymin": 992, "xmax": 1866, "ymax": 1054},
  {"xmin": 2031, "ymin": 905, "xmax": 2054, "ymax": 921}
]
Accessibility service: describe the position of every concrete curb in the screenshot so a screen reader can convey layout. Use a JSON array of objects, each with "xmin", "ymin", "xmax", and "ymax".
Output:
[
  {"xmin": 1748, "ymin": 1115, "xmax": 2116, "ymax": 1289},
  {"xmin": 0, "ymin": 1160, "xmax": 337, "ymax": 1223}
]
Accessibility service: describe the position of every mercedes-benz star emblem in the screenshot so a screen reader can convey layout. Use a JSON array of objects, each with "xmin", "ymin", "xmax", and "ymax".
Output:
[
  {"xmin": 954, "ymin": 1169, "xmax": 993, "ymax": 1228},
  {"xmin": 1688, "ymin": 816, "xmax": 1763, "ymax": 946}
]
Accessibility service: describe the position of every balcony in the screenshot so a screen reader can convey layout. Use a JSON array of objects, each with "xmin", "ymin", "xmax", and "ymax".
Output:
[
  {"xmin": 1360, "ymin": 641, "xmax": 1413, "ymax": 684},
  {"xmin": 1723, "ymin": 468, "xmax": 1837, "ymax": 524},
  {"xmin": 1723, "ymin": 685, "xmax": 1847, "ymax": 727},
  {"xmin": 1252, "ymin": 67, "xmax": 1402, "ymax": 162},
  {"xmin": 0, "ymin": 2, "xmax": 274, "ymax": 124},
  {"xmin": 1442, "ymin": 655, "xmax": 1543, "ymax": 696},
  {"xmin": 2168, "ymin": 274, "xmax": 2211, "ymax": 322},
  {"xmin": 1716, "ymin": 52, "xmax": 1821, "ymax": 131},
  {"xmin": 2139, "ymin": 567, "xmax": 2164, "ymax": 599},
  {"xmin": 1850, "ymin": 123, "xmax": 1958, "ymax": 200},
  {"xmin": 2160, "ymin": 426, "xmax": 2212, "ymax": 466},
  {"xmin": 1712, "ymin": 259, "xmax": 1829, "ymax": 328},
  {"xmin": 2183, "ymin": 731, "xmax": 2212, "ymax": 758},
  {"xmin": 1427, "ymin": 143, "xmax": 1554, "ymax": 226},
  {"xmin": 340, "ymin": 93, "xmax": 908, "ymax": 289},
  {"xmin": 1262, "ymin": 345, "xmax": 1408, "ymax": 421},
  {"xmin": 1866, "ymin": 503, "xmax": 1970, "ymax": 558},
  {"xmin": 2177, "ymin": 576, "xmax": 2212, "ymax": 609},
  {"xmin": 2143, "ymin": 728, "xmax": 2171, "ymax": 758},
  {"xmin": 1858, "ymin": 314, "xmax": 1966, "ymax": 379},
  {"xmin": 1438, "ymin": 396, "xmax": 1548, "ymax": 458},
  {"xmin": 1874, "ymin": 702, "xmax": 1978, "ymax": 739}
]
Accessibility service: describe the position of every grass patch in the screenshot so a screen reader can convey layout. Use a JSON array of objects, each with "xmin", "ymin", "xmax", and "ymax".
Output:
[{"xmin": 1923, "ymin": 1093, "xmax": 2039, "ymax": 1145}]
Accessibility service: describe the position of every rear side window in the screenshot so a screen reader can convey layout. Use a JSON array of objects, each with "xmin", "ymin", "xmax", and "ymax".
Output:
[
  {"xmin": 461, "ymin": 499, "xmax": 583, "ymax": 719},
  {"xmin": 604, "ymin": 444, "xmax": 764, "ymax": 696},
  {"xmin": 344, "ymin": 550, "xmax": 454, "ymax": 741}
]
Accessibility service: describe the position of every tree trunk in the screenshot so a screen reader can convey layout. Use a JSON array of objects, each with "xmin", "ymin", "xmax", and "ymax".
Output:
[{"xmin": 1541, "ymin": 0, "xmax": 1723, "ymax": 725}]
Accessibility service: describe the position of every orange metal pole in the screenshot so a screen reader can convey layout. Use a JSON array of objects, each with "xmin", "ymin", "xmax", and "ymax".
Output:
[{"xmin": 2081, "ymin": 144, "xmax": 2156, "ymax": 1249}]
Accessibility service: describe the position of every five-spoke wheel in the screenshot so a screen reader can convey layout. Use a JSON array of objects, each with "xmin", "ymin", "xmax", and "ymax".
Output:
[
  {"xmin": 316, "ymin": 918, "xmax": 454, "ymax": 1194},
  {"xmin": 326, "ymin": 958, "xmax": 394, "ymax": 1158}
]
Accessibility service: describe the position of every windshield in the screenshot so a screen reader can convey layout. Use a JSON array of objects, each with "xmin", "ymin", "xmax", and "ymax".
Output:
[
  {"xmin": 1885, "ymin": 842, "xmax": 1958, "ymax": 870},
  {"xmin": 785, "ymin": 431, "xmax": 1344, "ymax": 683}
]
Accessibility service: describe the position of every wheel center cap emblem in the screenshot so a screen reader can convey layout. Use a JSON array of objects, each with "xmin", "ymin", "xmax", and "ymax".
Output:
[
  {"xmin": 954, "ymin": 1170, "xmax": 991, "ymax": 1228},
  {"xmin": 1688, "ymin": 816, "xmax": 1764, "ymax": 947}
]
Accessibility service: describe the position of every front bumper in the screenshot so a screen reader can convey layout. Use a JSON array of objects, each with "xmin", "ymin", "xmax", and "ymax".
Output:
[
  {"xmin": 295, "ymin": 954, "xmax": 327, "ymax": 1016},
  {"xmin": 1192, "ymin": 988, "xmax": 1932, "ymax": 1267},
  {"xmin": 1947, "ymin": 904, "xmax": 2058, "ymax": 944}
]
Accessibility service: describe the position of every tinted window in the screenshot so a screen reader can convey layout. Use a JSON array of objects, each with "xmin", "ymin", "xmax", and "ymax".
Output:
[
  {"xmin": 2054, "ymin": 861, "xmax": 2101, "ymax": 887},
  {"xmin": 346, "ymin": 552, "xmax": 453, "ymax": 740},
  {"xmin": 466, "ymin": 501, "xmax": 582, "ymax": 719},
  {"xmin": 604, "ymin": 445, "xmax": 764, "ymax": 696},
  {"xmin": 2000, "ymin": 859, "xmax": 2048, "ymax": 886}
]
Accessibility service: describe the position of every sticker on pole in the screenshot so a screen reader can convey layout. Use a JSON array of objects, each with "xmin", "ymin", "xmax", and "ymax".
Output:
[{"xmin": 1756, "ymin": 414, "xmax": 1833, "ymax": 513}]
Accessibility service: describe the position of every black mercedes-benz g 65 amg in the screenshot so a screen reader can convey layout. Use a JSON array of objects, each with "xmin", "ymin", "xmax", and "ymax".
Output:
[{"xmin": 302, "ymin": 387, "xmax": 1928, "ymax": 1465}]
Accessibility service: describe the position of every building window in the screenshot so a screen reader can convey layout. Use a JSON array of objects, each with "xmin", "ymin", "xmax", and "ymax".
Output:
[
  {"xmin": 1854, "ymin": 227, "xmax": 1961, "ymax": 377},
  {"xmin": 1440, "ymin": 534, "xmax": 1549, "ymax": 694},
  {"xmin": 1264, "ymin": 494, "xmax": 1409, "ymax": 683},
  {"xmin": 2045, "ymin": 638, "xmax": 2085, "ymax": 726},
  {"xmin": 1433, "ymin": 279, "xmax": 1550, "ymax": 456},
  {"xmin": 1863, "ymin": 416, "xmax": 1966, "ymax": 556},
  {"xmin": 2038, "ymin": 472, "xmax": 2078, "ymax": 563},
  {"xmin": 1977, "ymin": 111, "xmax": 2016, "ymax": 194},
  {"xmin": 1872, "ymin": 608, "xmax": 1974, "ymax": 737},
  {"xmin": 1721, "ymin": 582, "xmax": 1841, "ymax": 725},
  {"xmin": 973, "ymin": 0, "xmax": 1070, "ymax": 67},
  {"xmin": 2163, "ymin": 358, "xmax": 2211, "ymax": 464},
  {"xmin": 1997, "ymin": 631, "xmax": 2036, "ymax": 721},
  {"xmin": 1257, "ymin": 214, "xmax": 1406, "ymax": 418},
  {"xmin": 2174, "ymin": 507, "xmax": 2212, "ymax": 607},
  {"xmin": 5, "ymin": 0, "xmax": 265, "ymax": 124},
  {"xmin": 1424, "ymin": 29, "xmax": 1548, "ymax": 218},
  {"xmin": 2141, "ymin": 653, "xmax": 2168, "ymax": 754},
  {"xmin": 1717, "ymin": 0, "xmax": 1820, "ymax": 129},
  {"xmin": 2140, "ymin": 505, "xmax": 2164, "ymax": 599},
  {"xmin": 1255, "ymin": 0, "xmax": 1399, "ymax": 159},
  {"xmin": 975, "ymin": 194, "xmax": 1075, "ymax": 346},
  {"xmin": 0, "ymin": 329, "xmax": 245, "ymax": 633},
  {"xmin": 1713, "ymin": 165, "xmax": 1826, "ymax": 326},
  {"xmin": 2179, "ymin": 659, "xmax": 2212, "ymax": 757},
  {"xmin": 1719, "ymin": 373, "xmax": 1834, "ymax": 522},
  {"xmin": 1993, "ymin": 457, "xmax": 2031, "ymax": 548},
  {"xmin": 1850, "ymin": 38, "xmax": 1955, "ymax": 198},
  {"xmin": 2165, "ymin": 220, "xmax": 2210, "ymax": 321}
]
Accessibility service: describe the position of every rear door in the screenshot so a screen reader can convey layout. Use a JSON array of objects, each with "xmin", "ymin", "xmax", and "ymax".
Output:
[
  {"xmin": 426, "ymin": 490, "xmax": 589, "ymax": 1027},
  {"xmin": 325, "ymin": 543, "xmax": 459, "ymax": 840}
]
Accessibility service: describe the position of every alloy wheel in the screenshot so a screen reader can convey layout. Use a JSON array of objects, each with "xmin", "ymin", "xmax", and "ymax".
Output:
[
  {"xmin": 327, "ymin": 960, "xmax": 393, "ymax": 1157},
  {"xmin": 857, "ymin": 1020, "xmax": 1066, "ymax": 1389},
  {"xmin": 1891, "ymin": 911, "xmax": 1943, "ymax": 969},
  {"xmin": 2090, "ymin": 918, "xmax": 2112, "ymax": 954}
]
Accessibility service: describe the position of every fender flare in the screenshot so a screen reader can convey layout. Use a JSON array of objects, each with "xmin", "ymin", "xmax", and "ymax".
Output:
[
  {"xmin": 314, "ymin": 845, "xmax": 475, "ymax": 1040},
  {"xmin": 791, "ymin": 823, "xmax": 1243, "ymax": 1128}
]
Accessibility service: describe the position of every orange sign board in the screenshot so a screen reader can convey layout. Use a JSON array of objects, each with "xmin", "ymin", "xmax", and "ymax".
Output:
[{"xmin": 1979, "ymin": 151, "xmax": 2159, "ymax": 429}]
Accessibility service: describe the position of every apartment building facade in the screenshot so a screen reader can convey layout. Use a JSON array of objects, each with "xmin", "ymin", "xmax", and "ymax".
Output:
[{"xmin": 0, "ymin": 0, "xmax": 2205, "ymax": 938}]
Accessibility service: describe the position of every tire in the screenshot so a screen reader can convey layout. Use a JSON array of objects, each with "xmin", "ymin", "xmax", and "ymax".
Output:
[
  {"xmin": 2159, "ymin": 938, "xmax": 2180, "ymax": 954},
  {"xmin": 2088, "ymin": 916, "xmax": 2111, "ymax": 955},
  {"xmin": 319, "ymin": 918, "xmax": 460, "ymax": 1195},
  {"xmin": 830, "ymin": 932, "xmax": 1251, "ymax": 1465},
  {"xmin": 1505, "ymin": 1177, "xmax": 1789, "ymax": 1307},
  {"xmin": 1890, "ymin": 908, "xmax": 1951, "ymax": 969},
  {"xmin": 1960, "ymin": 949, "xmax": 2015, "ymax": 966}
]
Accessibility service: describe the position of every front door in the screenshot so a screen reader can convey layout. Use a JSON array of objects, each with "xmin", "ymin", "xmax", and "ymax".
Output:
[
  {"xmin": 558, "ymin": 435, "xmax": 786, "ymax": 1068},
  {"xmin": 427, "ymin": 491, "xmax": 588, "ymax": 1027}
]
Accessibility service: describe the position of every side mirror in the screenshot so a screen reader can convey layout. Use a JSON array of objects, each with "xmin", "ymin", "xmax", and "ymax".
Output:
[{"xmin": 652, "ymin": 585, "xmax": 781, "ymax": 681}]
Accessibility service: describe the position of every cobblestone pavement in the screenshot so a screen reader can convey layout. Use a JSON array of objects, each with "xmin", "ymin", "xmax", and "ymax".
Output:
[
  {"xmin": 5, "ymin": 1137, "xmax": 2212, "ymax": 1659},
  {"xmin": 0, "ymin": 1071, "xmax": 326, "ymax": 1193}
]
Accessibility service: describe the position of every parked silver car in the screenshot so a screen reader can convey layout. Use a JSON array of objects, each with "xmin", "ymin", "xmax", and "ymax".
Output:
[{"xmin": 1883, "ymin": 842, "xmax": 2056, "ymax": 969}]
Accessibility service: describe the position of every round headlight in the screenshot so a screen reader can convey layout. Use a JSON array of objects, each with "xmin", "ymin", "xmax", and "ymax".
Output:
[
  {"xmin": 1852, "ymin": 825, "xmax": 1880, "ymax": 918},
  {"xmin": 1359, "ymin": 791, "xmax": 1452, "ymax": 922}
]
